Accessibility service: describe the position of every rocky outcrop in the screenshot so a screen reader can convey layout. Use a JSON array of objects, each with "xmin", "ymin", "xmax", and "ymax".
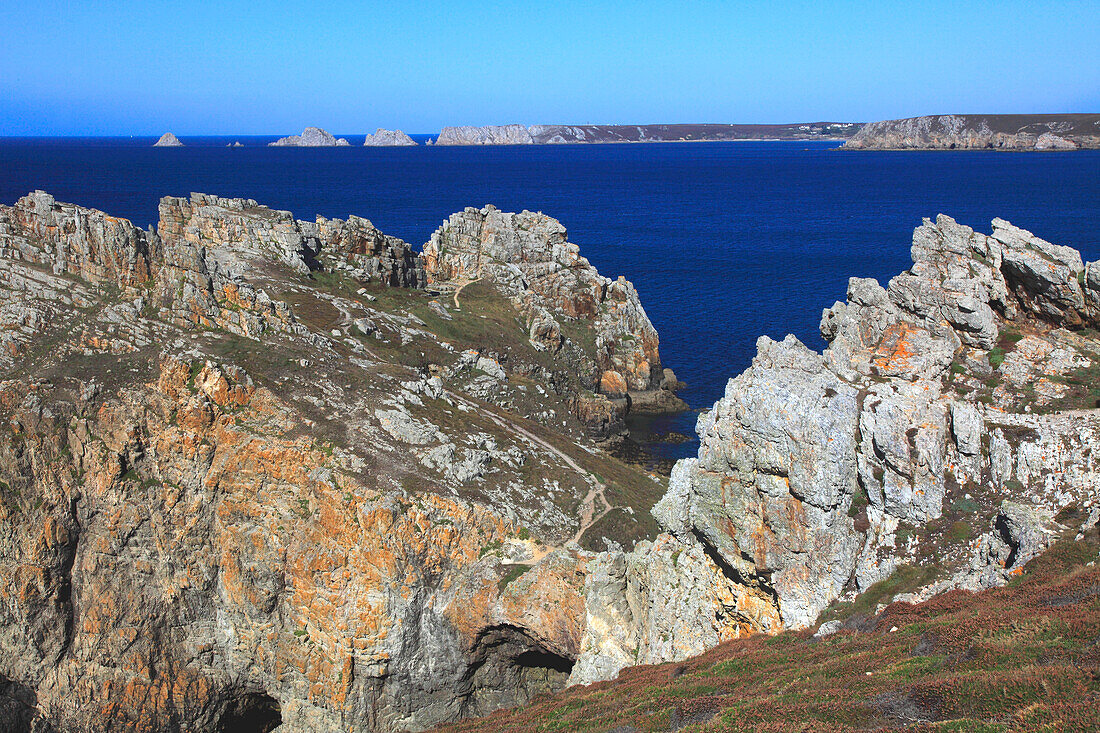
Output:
[
  {"xmin": 362, "ymin": 129, "xmax": 417, "ymax": 146},
  {"xmin": 570, "ymin": 213, "xmax": 1100, "ymax": 682},
  {"xmin": 843, "ymin": 114, "xmax": 1100, "ymax": 150},
  {"xmin": 436, "ymin": 125, "xmax": 535, "ymax": 146},
  {"xmin": 309, "ymin": 214, "xmax": 425, "ymax": 287},
  {"xmin": 0, "ymin": 190, "xmax": 678, "ymax": 732},
  {"xmin": 269, "ymin": 127, "xmax": 351, "ymax": 147},
  {"xmin": 422, "ymin": 205, "xmax": 684, "ymax": 417},
  {"xmin": 154, "ymin": 132, "xmax": 183, "ymax": 147},
  {"xmin": 0, "ymin": 190, "xmax": 152, "ymax": 289}
]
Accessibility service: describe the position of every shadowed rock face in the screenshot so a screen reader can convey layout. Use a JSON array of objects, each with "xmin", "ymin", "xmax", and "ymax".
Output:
[{"xmin": 842, "ymin": 114, "xmax": 1100, "ymax": 150}]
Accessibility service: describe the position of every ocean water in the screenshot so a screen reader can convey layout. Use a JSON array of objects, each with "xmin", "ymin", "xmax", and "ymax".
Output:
[{"xmin": 2, "ymin": 136, "xmax": 1099, "ymax": 457}]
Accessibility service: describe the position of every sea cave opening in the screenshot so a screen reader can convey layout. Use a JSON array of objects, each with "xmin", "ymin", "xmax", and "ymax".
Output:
[{"xmin": 216, "ymin": 690, "xmax": 282, "ymax": 733}]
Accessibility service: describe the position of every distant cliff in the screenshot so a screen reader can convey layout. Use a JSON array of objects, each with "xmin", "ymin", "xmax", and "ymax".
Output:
[
  {"xmin": 843, "ymin": 114, "xmax": 1100, "ymax": 150},
  {"xmin": 435, "ymin": 122, "xmax": 862, "ymax": 145}
]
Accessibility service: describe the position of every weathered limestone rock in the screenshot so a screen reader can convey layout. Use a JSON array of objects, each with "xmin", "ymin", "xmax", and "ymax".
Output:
[
  {"xmin": 362, "ymin": 128, "xmax": 417, "ymax": 146},
  {"xmin": 269, "ymin": 127, "xmax": 351, "ymax": 147},
  {"xmin": 153, "ymin": 132, "xmax": 183, "ymax": 147},
  {"xmin": 1034, "ymin": 132, "xmax": 1077, "ymax": 150},
  {"xmin": 309, "ymin": 214, "xmax": 425, "ymax": 287},
  {"xmin": 0, "ymin": 190, "xmax": 683, "ymax": 732}
]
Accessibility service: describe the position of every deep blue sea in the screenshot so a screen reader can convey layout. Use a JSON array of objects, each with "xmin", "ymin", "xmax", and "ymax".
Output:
[{"xmin": 2, "ymin": 135, "xmax": 1098, "ymax": 458}]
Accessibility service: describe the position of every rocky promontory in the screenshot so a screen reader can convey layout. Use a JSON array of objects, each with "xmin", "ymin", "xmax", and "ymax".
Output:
[
  {"xmin": 843, "ymin": 113, "xmax": 1100, "ymax": 150},
  {"xmin": 269, "ymin": 126, "xmax": 351, "ymax": 147},
  {"xmin": 153, "ymin": 132, "xmax": 183, "ymax": 147},
  {"xmin": 434, "ymin": 122, "xmax": 861, "ymax": 145},
  {"xmin": 3, "ymin": 190, "xmax": 1100, "ymax": 732},
  {"xmin": 362, "ymin": 128, "xmax": 417, "ymax": 146}
]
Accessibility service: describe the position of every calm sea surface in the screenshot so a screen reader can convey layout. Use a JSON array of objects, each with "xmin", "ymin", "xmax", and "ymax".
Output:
[{"xmin": 2, "ymin": 136, "xmax": 1098, "ymax": 457}]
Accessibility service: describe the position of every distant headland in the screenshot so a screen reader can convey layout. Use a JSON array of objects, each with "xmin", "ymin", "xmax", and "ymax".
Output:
[
  {"xmin": 842, "ymin": 113, "xmax": 1100, "ymax": 150},
  {"xmin": 152, "ymin": 115, "xmax": 1100, "ymax": 149}
]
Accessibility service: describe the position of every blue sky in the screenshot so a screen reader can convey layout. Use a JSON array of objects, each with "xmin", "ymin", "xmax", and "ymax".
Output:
[{"xmin": 1, "ymin": 0, "xmax": 1097, "ymax": 135}]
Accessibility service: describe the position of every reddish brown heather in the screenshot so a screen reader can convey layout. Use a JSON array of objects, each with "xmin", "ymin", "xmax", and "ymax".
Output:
[{"xmin": 435, "ymin": 537, "xmax": 1100, "ymax": 733}]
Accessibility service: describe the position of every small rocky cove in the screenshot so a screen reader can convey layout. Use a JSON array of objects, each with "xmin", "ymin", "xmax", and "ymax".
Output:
[{"xmin": 1, "ymin": 191, "xmax": 1099, "ymax": 732}]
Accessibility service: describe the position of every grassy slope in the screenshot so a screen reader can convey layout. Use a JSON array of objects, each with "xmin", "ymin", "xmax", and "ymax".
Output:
[{"xmin": 436, "ymin": 535, "xmax": 1100, "ymax": 732}]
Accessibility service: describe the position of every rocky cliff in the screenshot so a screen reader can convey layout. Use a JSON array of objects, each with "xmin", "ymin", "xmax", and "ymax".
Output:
[
  {"xmin": 269, "ymin": 127, "xmax": 351, "ymax": 147},
  {"xmin": 422, "ymin": 205, "xmax": 685, "ymax": 417},
  {"xmin": 567, "ymin": 213, "xmax": 1100, "ymax": 684},
  {"xmin": 435, "ymin": 126, "xmax": 535, "ymax": 146},
  {"xmin": 4, "ymin": 192, "xmax": 1100, "ymax": 732},
  {"xmin": 0, "ymin": 190, "xmax": 677, "ymax": 732},
  {"xmin": 362, "ymin": 129, "xmax": 418, "ymax": 146},
  {"xmin": 842, "ymin": 113, "xmax": 1100, "ymax": 150}
]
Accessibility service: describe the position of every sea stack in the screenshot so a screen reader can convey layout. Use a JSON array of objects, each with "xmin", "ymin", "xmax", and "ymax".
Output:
[
  {"xmin": 153, "ymin": 132, "xmax": 183, "ymax": 147},
  {"xmin": 362, "ymin": 128, "xmax": 417, "ymax": 146},
  {"xmin": 268, "ymin": 127, "xmax": 350, "ymax": 147}
]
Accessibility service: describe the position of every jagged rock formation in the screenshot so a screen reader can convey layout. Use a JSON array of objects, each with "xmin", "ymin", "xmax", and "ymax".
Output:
[
  {"xmin": 154, "ymin": 132, "xmax": 183, "ymax": 147},
  {"xmin": 8, "ymin": 189, "xmax": 1100, "ymax": 731},
  {"xmin": 422, "ymin": 205, "xmax": 685, "ymax": 420},
  {"xmin": 0, "ymin": 190, "xmax": 679, "ymax": 732},
  {"xmin": 843, "ymin": 113, "xmax": 1100, "ymax": 150},
  {"xmin": 434, "ymin": 123, "xmax": 862, "ymax": 145},
  {"xmin": 269, "ymin": 127, "xmax": 351, "ymax": 147},
  {"xmin": 362, "ymin": 129, "xmax": 417, "ymax": 146},
  {"xmin": 570, "ymin": 214, "xmax": 1100, "ymax": 683}
]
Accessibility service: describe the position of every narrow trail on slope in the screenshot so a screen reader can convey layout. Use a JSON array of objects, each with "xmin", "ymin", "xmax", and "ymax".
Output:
[
  {"xmin": 448, "ymin": 391, "xmax": 612, "ymax": 549},
  {"xmin": 452, "ymin": 277, "xmax": 481, "ymax": 310}
]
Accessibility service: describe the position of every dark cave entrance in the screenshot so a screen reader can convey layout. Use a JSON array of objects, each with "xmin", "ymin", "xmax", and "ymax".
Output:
[
  {"xmin": 460, "ymin": 625, "xmax": 576, "ymax": 717},
  {"xmin": 216, "ymin": 690, "xmax": 282, "ymax": 733}
]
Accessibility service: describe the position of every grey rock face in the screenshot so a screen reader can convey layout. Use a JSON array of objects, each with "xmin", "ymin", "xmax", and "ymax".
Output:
[
  {"xmin": 573, "ymin": 213, "xmax": 1100, "ymax": 684},
  {"xmin": 154, "ymin": 132, "xmax": 183, "ymax": 147},
  {"xmin": 269, "ymin": 127, "xmax": 351, "ymax": 147},
  {"xmin": 362, "ymin": 128, "xmax": 417, "ymax": 146},
  {"xmin": 0, "ymin": 190, "xmax": 152, "ymax": 289},
  {"xmin": 435, "ymin": 125, "xmax": 535, "ymax": 145}
]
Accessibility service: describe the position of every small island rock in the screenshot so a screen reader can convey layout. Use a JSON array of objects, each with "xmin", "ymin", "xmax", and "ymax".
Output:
[
  {"xmin": 362, "ymin": 128, "xmax": 417, "ymax": 146},
  {"xmin": 268, "ymin": 127, "xmax": 350, "ymax": 147},
  {"xmin": 153, "ymin": 132, "xmax": 183, "ymax": 147}
]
